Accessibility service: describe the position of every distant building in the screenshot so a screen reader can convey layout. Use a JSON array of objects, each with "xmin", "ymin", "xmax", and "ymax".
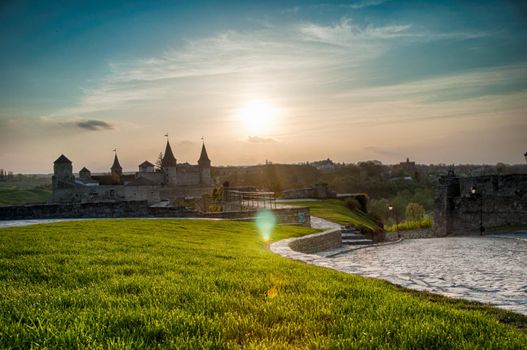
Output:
[
  {"xmin": 51, "ymin": 140, "xmax": 213, "ymax": 204},
  {"xmin": 400, "ymin": 157, "xmax": 416, "ymax": 174},
  {"xmin": 310, "ymin": 158, "xmax": 337, "ymax": 172}
]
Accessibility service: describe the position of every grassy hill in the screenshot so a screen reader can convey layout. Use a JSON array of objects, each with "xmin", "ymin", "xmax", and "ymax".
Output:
[
  {"xmin": 0, "ymin": 176, "xmax": 52, "ymax": 206},
  {"xmin": 0, "ymin": 219, "xmax": 525, "ymax": 348},
  {"xmin": 0, "ymin": 186, "xmax": 51, "ymax": 206},
  {"xmin": 285, "ymin": 199, "xmax": 382, "ymax": 231}
]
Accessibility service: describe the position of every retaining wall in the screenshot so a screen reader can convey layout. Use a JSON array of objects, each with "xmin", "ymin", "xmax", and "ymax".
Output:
[
  {"xmin": 288, "ymin": 228, "xmax": 342, "ymax": 253},
  {"xmin": 380, "ymin": 228, "xmax": 436, "ymax": 242},
  {"xmin": 0, "ymin": 202, "xmax": 311, "ymax": 227},
  {"xmin": 270, "ymin": 228, "xmax": 342, "ymax": 263},
  {"xmin": 204, "ymin": 207, "xmax": 311, "ymax": 227}
]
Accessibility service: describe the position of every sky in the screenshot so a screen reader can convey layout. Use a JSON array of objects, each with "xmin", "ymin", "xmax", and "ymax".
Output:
[{"xmin": 1, "ymin": 0, "xmax": 526, "ymax": 173}]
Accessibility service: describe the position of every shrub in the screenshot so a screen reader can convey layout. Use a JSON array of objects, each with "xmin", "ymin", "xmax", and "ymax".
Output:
[
  {"xmin": 405, "ymin": 202, "xmax": 425, "ymax": 221},
  {"xmin": 344, "ymin": 197, "xmax": 361, "ymax": 211},
  {"xmin": 384, "ymin": 216, "xmax": 433, "ymax": 232}
]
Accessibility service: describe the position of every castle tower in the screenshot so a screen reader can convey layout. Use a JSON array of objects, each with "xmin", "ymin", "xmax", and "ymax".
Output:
[
  {"xmin": 79, "ymin": 167, "xmax": 91, "ymax": 179},
  {"xmin": 198, "ymin": 142, "xmax": 211, "ymax": 185},
  {"xmin": 433, "ymin": 168, "xmax": 460, "ymax": 236},
  {"xmin": 161, "ymin": 140, "xmax": 177, "ymax": 186},
  {"xmin": 111, "ymin": 153, "xmax": 123, "ymax": 181},
  {"xmin": 52, "ymin": 154, "xmax": 75, "ymax": 189}
]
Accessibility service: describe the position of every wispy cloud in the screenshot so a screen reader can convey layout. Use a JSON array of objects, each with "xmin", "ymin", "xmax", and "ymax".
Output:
[
  {"xmin": 247, "ymin": 136, "xmax": 278, "ymax": 143},
  {"xmin": 39, "ymin": 16, "xmax": 520, "ymax": 162},
  {"xmin": 76, "ymin": 119, "xmax": 114, "ymax": 131},
  {"xmin": 298, "ymin": 17, "xmax": 488, "ymax": 46},
  {"xmin": 345, "ymin": 0, "xmax": 389, "ymax": 9}
]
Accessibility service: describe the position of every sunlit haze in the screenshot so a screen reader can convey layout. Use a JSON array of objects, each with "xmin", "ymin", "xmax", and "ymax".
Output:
[
  {"xmin": 1, "ymin": 0, "xmax": 526, "ymax": 173},
  {"xmin": 239, "ymin": 100, "xmax": 280, "ymax": 136}
]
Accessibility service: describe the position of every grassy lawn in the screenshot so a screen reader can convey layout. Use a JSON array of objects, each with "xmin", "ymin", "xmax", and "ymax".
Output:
[
  {"xmin": 0, "ymin": 219, "xmax": 525, "ymax": 348},
  {"xmin": 0, "ymin": 187, "xmax": 51, "ymax": 206},
  {"xmin": 285, "ymin": 199, "xmax": 382, "ymax": 231}
]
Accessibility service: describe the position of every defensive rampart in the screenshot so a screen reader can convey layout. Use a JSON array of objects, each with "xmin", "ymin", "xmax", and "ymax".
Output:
[
  {"xmin": 433, "ymin": 173, "xmax": 527, "ymax": 235},
  {"xmin": 0, "ymin": 201, "xmax": 311, "ymax": 226}
]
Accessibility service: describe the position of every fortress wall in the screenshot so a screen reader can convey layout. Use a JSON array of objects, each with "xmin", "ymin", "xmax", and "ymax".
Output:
[
  {"xmin": 51, "ymin": 186, "xmax": 160, "ymax": 205},
  {"xmin": 434, "ymin": 174, "xmax": 527, "ymax": 235},
  {"xmin": 447, "ymin": 195, "xmax": 527, "ymax": 235},
  {"xmin": 0, "ymin": 202, "xmax": 310, "ymax": 227},
  {"xmin": 160, "ymin": 186, "xmax": 214, "ymax": 200},
  {"xmin": 176, "ymin": 171, "xmax": 201, "ymax": 186},
  {"xmin": 0, "ymin": 201, "xmax": 151, "ymax": 220},
  {"xmin": 124, "ymin": 186, "xmax": 161, "ymax": 204},
  {"xmin": 51, "ymin": 186, "xmax": 125, "ymax": 203},
  {"xmin": 135, "ymin": 172, "xmax": 163, "ymax": 184}
]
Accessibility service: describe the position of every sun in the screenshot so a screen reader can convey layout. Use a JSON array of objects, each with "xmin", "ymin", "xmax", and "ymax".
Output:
[{"xmin": 239, "ymin": 100, "xmax": 279, "ymax": 135}]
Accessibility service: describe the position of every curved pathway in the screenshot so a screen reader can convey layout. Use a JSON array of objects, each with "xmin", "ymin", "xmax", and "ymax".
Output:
[
  {"xmin": 331, "ymin": 234, "xmax": 527, "ymax": 315},
  {"xmin": 272, "ymin": 217, "xmax": 527, "ymax": 316}
]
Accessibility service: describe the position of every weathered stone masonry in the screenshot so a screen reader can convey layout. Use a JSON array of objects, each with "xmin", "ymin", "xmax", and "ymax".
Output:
[
  {"xmin": 0, "ymin": 202, "xmax": 311, "ymax": 227},
  {"xmin": 434, "ymin": 173, "xmax": 527, "ymax": 235}
]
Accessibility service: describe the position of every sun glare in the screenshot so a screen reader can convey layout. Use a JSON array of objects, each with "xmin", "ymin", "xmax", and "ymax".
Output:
[{"xmin": 239, "ymin": 100, "xmax": 279, "ymax": 135}]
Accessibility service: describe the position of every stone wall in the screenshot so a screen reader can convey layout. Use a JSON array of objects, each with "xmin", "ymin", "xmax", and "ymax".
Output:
[
  {"xmin": 0, "ymin": 201, "xmax": 310, "ymax": 227},
  {"xmin": 51, "ymin": 185, "xmax": 161, "ymax": 205},
  {"xmin": 204, "ymin": 206, "xmax": 311, "ymax": 227},
  {"xmin": 0, "ymin": 201, "xmax": 152, "ymax": 220},
  {"xmin": 175, "ymin": 170, "xmax": 201, "ymax": 186},
  {"xmin": 159, "ymin": 186, "xmax": 214, "ymax": 200},
  {"xmin": 434, "ymin": 173, "xmax": 527, "ymax": 235},
  {"xmin": 281, "ymin": 183, "xmax": 336, "ymax": 199},
  {"xmin": 380, "ymin": 228, "xmax": 437, "ymax": 242},
  {"xmin": 288, "ymin": 228, "xmax": 342, "ymax": 254}
]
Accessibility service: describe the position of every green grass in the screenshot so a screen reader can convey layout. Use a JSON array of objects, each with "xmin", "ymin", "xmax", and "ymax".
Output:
[
  {"xmin": 0, "ymin": 187, "xmax": 51, "ymax": 206},
  {"xmin": 0, "ymin": 219, "xmax": 526, "ymax": 349},
  {"xmin": 285, "ymin": 199, "xmax": 382, "ymax": 231}
]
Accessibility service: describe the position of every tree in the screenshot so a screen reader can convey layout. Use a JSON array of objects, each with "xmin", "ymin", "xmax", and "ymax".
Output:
[
  {"xmin": 155, "ymin": 152, "xmax": 163, "ymax": 170},
  {"xmin": 405, "ymin": 202, "xmax": 425, "ymax": 221}
]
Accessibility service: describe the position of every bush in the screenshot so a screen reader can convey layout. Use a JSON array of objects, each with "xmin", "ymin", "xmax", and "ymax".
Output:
[
  {"xmin": 367, "ymin": 198, "xmax": 390, "ymax": 224},
  {"xmin": 344, "ymin": 197, "xmax": 361, "ymax": 211},
  {"xmin": 405, "ymin": 202, "xmax": 425, "ymax": 221},
  {"xmin": 354, "ymin": 194, "xmax": 369, "ymax": 212},
  {"xmin": 384, "ymin": 216, "xmax": 433, "ymax": 232}
]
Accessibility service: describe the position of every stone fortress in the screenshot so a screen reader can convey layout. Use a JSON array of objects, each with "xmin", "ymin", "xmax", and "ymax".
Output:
[
  {"xmin": 51, "ymin": 139, "xmax": 213, "ymax": 204},
  {"xmin": 434, "ymin": 170, "xmax": 527, "ymax": 235}
]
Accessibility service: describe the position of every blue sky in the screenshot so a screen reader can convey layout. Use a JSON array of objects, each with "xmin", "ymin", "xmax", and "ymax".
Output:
[{"xmin": 1, "ymin": 0, "xmax": 526, "ymax": 172}]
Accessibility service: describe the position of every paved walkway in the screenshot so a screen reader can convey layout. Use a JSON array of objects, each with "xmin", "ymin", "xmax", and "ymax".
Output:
[
  {"xmin": 309, "ymin": 216, "xmax": 341, "ymax": 230},
  {"xmin": 0, "ymin": 218, "xmax": 90, "ymax": 228},
  {"xmin": 273, "ymin": 225, "xmax": 527, "ymax": 316},
  {"xmin": 0, "ymin": 217, "xmax": 229, "ymax": 229},
  {"xmin": 331, "ymin": 234, "xmax": 527, "ymax": 315}
]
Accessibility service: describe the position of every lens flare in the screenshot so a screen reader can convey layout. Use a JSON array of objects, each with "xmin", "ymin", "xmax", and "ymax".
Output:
[{"xmin": 255, "ymin": 209, "xmax": 276, "ymax": 242}]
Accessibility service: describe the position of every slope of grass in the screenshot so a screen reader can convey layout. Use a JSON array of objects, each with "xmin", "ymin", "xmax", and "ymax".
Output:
[
  {"xmin": 0, "ymin": 219, "xmax": 526, "ymax": 348},
  {"xmin": 0, "ymin": 187, "xmax": 51, "ymax": 206},
  {"xmin": 286, "ymin": 199, "xmax": 382, "ymax": 231}
]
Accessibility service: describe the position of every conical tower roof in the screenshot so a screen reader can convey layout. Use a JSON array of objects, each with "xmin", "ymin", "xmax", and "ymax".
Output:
[
  {"xmin": 54, "ymin": 154, "xmax": 72, "ymax": 164},
  {"xmin": 162, "ymin": 141, "xmax": 177, "ymax": 167},
  {"xmin": 111, "ymin": 154, "xmax": 122, "ymax": 171},
  {"xmin": 199, "ymin": 143, "xmax": 210, "ymax": 162},
  {"xmin": 198, "ymin": 142, "xmax": 211, "ymax": 167}
]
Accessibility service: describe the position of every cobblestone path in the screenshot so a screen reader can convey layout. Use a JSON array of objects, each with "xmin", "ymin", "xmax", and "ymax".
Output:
[{"xmin": 331, "ymin": 234, "xmax": 527, "ymax": 315}]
